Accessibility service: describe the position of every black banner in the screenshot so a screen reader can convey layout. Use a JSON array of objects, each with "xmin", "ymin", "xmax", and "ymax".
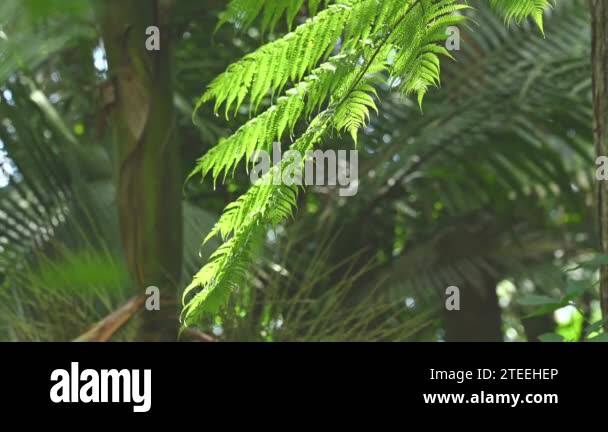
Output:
[{"xmin": 1, "ymin": 343, "xmax": 605, "ymax": 421}]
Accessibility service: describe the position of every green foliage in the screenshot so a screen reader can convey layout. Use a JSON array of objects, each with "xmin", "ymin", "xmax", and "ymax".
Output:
[
  {"xmin": 190, "ymin": 55, "xmax": 348, "ymax": 181},
  {"xmin": 184, "ymin": 0, "xmax": 558, "ymax": 326},
  {"xmin": 538, "ymin": 332, "xmax": 564, "ymax": 342},
  {"xmin": 518, "ymin": 254, "xmax": 607, "ymax": 342},
  {"xmin": 0, "ymin": 74, "xmax": 134, "ymax": 341},
  {"xmin": 339, "ymin": 0, "xmax": 590, "ymax": 328},
  {"xmin": 200, "ymin": 2, "xmax": 348, "ymax": 117},
  {"xmin": 1, "ymin": 0, "xmax": 245, "ymax": 340},
  {"xmin": 0, "ymin": 0, "xmax": 94, "ymax": 84},
  {"xmin": 183, "ymin": 115, "xmax": 328, "ymax": 326},
  {"xmin": 489, "ymin": 0, "xmax": 553, "ymax": 34},
  {"xmin": 24, "ymin": 0, "xmax": 92, "ymax": 20},
  {"xmin": 0, "ymin": 248, "xmax": 136, "ymax": 341},
  {"xmin": 217, "ymin": 0, "xmax": 330, "ymax": 33},
  {"xmin": 192, "ymin": 221, "xmax": 436, "ymax": 341},
  {"xmin": 1, "ymin": 0, "xmax": 594, "ymax": 341}
]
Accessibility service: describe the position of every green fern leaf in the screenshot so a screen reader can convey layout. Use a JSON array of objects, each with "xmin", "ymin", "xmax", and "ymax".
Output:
[
  {"xmin": 182, "ymin": 115, "xmax": 330, "ymax": 325},
  {"xmin": 199, "ymin": 3, "xmax": 353, "ymax": 118},
  {"xmin": 489, "ymin": 0, "xmax": 554, "ymax": 34},
  {"xmin": 334, "ymin": 82, "xmax": 380, "ymax": 145},
  {"xmin": 184, "ymin": 0, "xmax": 561, "ymax": 323},
  {"xmin": 190, "ymin": 55, "xmax": 356, "ymax": 183}
]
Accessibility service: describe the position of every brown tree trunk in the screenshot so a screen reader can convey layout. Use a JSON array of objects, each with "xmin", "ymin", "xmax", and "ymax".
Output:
[
  {"xmin": 442, "ymin": 277, "xmax": 503, "ymax": 342},
  {"xmin": 521, "ymin": 315, "xmax": 555, "ymax": 342},
  {"xmin": 100, "ymin": 0, "xmax": 182, "ymax": 341},
  {"xmin": 591, "ymin": 0, "xmax": 608, "ymax": 329}
]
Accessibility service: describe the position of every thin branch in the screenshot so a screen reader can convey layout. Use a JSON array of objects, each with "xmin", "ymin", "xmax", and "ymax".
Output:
[
  {"xmin": 73, "ymin": 295, "xmax": 146, "ymax": 342},
  {"xmin": 180, "ymin": 328, "xmax": 218, "ymax": 342}
]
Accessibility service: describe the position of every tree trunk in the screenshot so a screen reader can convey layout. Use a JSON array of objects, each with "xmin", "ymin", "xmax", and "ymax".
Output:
[
  {"xmin": 442, "ymin": 277, "xmax": 503, "ymax": 342},
  {"xmin": 591, "ymin": 0, "xmax": 608, "ymax": 329},
  {"xmin": 521, "ymin": 314, "xmax": 555, "ymax": 342},
  {"xmin": 100, "ymin": 0, "xmax": 182, "ymax": 341}
]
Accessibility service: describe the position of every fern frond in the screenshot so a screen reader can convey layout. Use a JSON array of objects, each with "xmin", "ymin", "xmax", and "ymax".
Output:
[
  {"xmin": 181, "ymin": 222, "xmax": 267, "ymax": 326},
  {"xmin": 199, "ymin": 3, "xmax": 352, "ymax": 117},
  {"xmin": 390, "ymin": 1, "xmax": 469, "ymax": 107},
  {"xmin": 185, "ymin": 0, "xmax": 471, "ymax": 321},
  {"xmin": 217, "ymin": 0, "xmax": 331, "ymax": 33},
  {"xmin": 190, "ymin": 55, "xmax": 353, "ymax": 182},
  {"xmin": 193, "ymin": 0, "xmax": 466, "ymax": 182},
  {"xmin": 182, "ymin": 115, "xmax": 330, "ymax": 325},
  {"xmin": 334, "ymin": 82, "xmax": 380, "ymax": 144},
  {"xmin": 489, "ymin": 0, "xmax": 554, "ymax": 33},
  {"xmin": 185, "ymin": 0, "xmax": 548, "ymax": 322},
  {"xmin": 199, "ymin": 0, "xmax": 417, "ymax": 118}
]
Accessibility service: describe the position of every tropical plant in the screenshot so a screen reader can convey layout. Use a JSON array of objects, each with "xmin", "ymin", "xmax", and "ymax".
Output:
[
  {"xmin": 183, "ymin": 0, "xmax": 558, "ymax": 327},
  {"xmin": 3, "ymin": 0, "xmax": 604, "ymax": 342}
]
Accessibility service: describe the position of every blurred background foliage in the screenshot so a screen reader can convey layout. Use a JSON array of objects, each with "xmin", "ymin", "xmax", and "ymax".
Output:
[{"xmin": 0, "ymin": 0, "xmax": 603, "ymax": 341}]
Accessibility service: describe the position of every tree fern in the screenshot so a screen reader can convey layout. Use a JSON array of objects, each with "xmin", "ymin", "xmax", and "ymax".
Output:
[
  {"xmin": 199, "ymin": 2, "xmax": 351, "ymax": 117},
  {"xmin": 183, "ymin": 115, "xmax": 329, "ymax": 326},
  {"xmin": 489, "ymin": 0, "xmax": 553, "ymax": 34},
  {"xmin": 190, "ymin": 54, "xmax": 351, "ymax": 182},
  {"xmin": 183, "ymin": 0, "xmax": 557, "ymax": 326},
  {"xmin": 217, "ymin": 0, "xmax": 331, "ymax": 33}
]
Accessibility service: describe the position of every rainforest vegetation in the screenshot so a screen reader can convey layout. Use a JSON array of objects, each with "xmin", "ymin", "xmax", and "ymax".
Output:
[{"xmin": 1, "ymin": 0, "xmax": 607, "ymax": 342}]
